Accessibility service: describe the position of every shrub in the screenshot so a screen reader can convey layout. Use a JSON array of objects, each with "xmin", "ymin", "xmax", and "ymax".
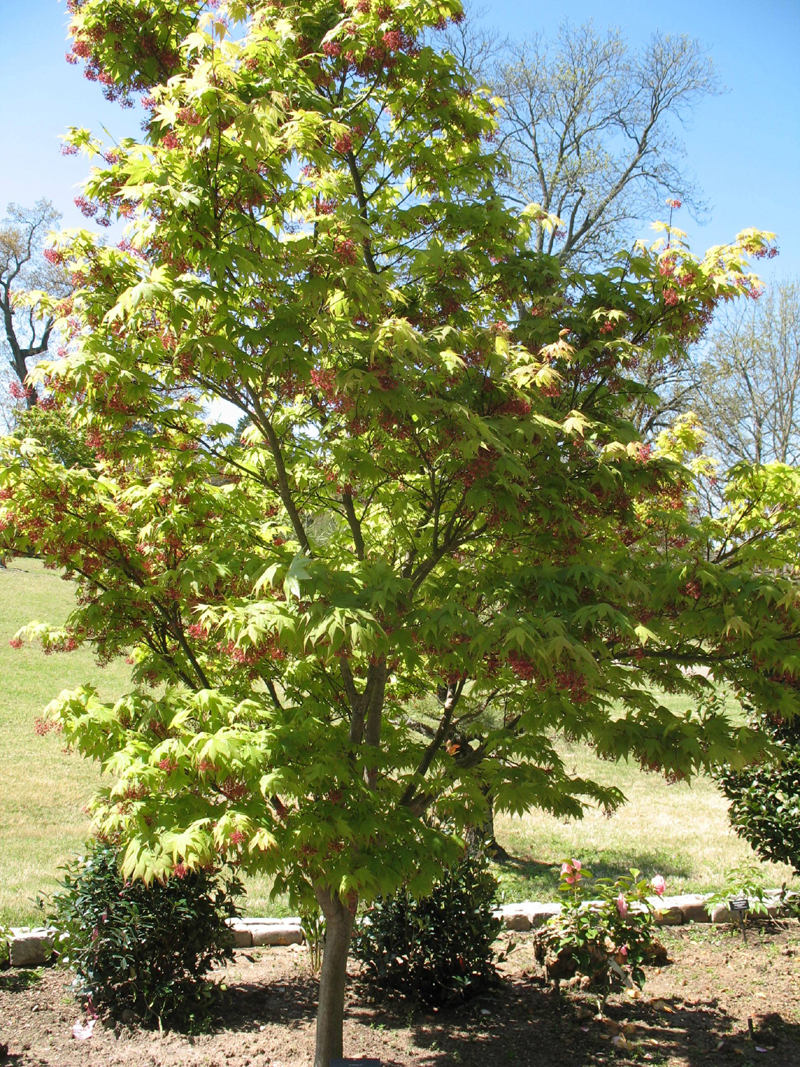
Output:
[
  {"xmin": 703, "ymin": 861, "xmax": 773, "ymax": 919},
  {"xmin": 353, "ymin": 854, "xmax": 504, "ymax": 1007},
  {"xmin": 717, "ymin": 711, "xmax": 800, "ymax": 874},
  {"xmin": 52, "ymin": 841, "xmax": 242, "ymax": 1030},
  {"xmin": 533, "ymin": 861, "xmax": 665, "ymax": 997}
]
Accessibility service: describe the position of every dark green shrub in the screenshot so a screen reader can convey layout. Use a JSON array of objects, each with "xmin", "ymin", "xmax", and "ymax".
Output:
[
  {"xmin": 352, "ymin": 854, "xmax": 503, "ymax": 1007},
  {"xmin": 717, "ymin": 712, "xmax": 800, "ymax": 874},
  {"xmin": 52, "ymin": 842, "xmax": 242, "ymax": 1030}
]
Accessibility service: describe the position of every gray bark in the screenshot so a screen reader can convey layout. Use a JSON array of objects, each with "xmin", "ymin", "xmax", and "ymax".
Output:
[{"xmin": 313, "ymin": 886, "xmax": 356, "ymax": 1067}]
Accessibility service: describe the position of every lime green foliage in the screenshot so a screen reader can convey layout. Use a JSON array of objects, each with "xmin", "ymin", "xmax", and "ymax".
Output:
[
  {"xmin": 3, "ymin": 406, "xmax": 95, "ymax": 472},
  {"xmin": 2, "ymin": 562, "xmax": 792, "ymax": 925},
  {"xmin": 2, "ymin": 0, "xmax": 795, "ymax": 913},
  {"xmin": 1, "ymin": 562, "xmax": 793, "ymax": 924},
  {"xmin": 0, "ymin": 1, "xmax": 797, "ymax": 1059}
]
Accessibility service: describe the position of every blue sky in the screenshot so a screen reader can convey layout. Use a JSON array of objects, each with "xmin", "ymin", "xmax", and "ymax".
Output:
[{"xmin": 1, "ymin": 0, "xmax": 798, "ymax": 279}]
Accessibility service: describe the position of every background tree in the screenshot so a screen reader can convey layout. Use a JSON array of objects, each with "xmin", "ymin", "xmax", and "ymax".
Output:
[
  {"xmin": 0, "ymin": 200, "xmax": 71, "ymax": 411},
  {"xmin": 440, "ymin": 11, "xmax": 722, "ymax": 457},
  {"xmin": 693, "ymin": 279, "xmax": 800, "ymax": 468},
  {"xmin": 446, "ymin": 13, "xmax": 719, "ymax": 267},
  {"xmin": 2, "ymin": 2, "xmax": 797, "ymax": 1063}
]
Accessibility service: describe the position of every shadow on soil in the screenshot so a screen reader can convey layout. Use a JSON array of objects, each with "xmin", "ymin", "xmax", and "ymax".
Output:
[
  {"xmin": 216, "ymin": 972, "xmax": 317, "ymax": 1031},
  {"xmin": 0, "ymin": 968, "xmax": 43, "ymax": 993},
  {"xmin": 345, "ymin": 977, "xmax": 800, "ymax": 1066}
]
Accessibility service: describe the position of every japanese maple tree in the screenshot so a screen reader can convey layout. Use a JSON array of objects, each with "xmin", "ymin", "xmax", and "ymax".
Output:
[{"xmin": 3, "ymin": 2, "xmax": 800, "ymax": 1063}]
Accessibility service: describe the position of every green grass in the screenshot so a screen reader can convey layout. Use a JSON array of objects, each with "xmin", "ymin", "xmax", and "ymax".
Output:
[
  {"xmin": 0, "ymin": 558, "xmax": 795, "ymax": 925},
  {"xmin": 0, "ymin": 559, "xmax": 128, "ymax": 925},
  {"xmin": 492, "ymin": 734, "xmax": 797, "ymax": 901}
]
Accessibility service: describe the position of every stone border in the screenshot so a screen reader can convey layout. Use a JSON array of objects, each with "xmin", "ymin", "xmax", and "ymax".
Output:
[
  {"xmin": 4, "ymin": 891, "xmax": 789, "ymax": 967},
  {"xmin": 494, "ymin": 890, "xmax": 785, "ymax": 932}
]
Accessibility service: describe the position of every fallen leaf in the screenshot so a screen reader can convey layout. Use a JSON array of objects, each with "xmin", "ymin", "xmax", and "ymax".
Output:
[
  {"xmin": 649, "ymin": 998, "xmax": 674, "ymax": 1013},
  {"xmin": 72, "ymin": 1019, "xmax": 95, "ymax": 1041}
]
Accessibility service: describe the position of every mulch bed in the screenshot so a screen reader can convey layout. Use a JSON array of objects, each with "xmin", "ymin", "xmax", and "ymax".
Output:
[{"xmin": 1, "ymin": 921, "xmax": 798, "ymax": 1066}]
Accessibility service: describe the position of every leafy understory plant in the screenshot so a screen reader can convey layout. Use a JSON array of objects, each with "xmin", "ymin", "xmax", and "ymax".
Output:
[
  {"xmin": 718, "ymin": 708, "xmax": 800, "ymax": 877},
  {"xmin": 353, "ymin": 854, "xmax": 504, "ymax": 1007},
  {"xmin": 778, "ymin": 886, "xmax": 800, "ymax": 920},
  {"xmin": 703, "ymin": 861, "xmax": 773, "ymax": 919},
  {"xmin": 51, "ymin": 840, "xmax": 242, "ymax": 1031},
  {"xmin": 533, "ymin": 860, "xmax": 665, "ymax": 999},
  {"xmin": 300, "ymin": 903, "xmax": 326, "ymax": 976}
]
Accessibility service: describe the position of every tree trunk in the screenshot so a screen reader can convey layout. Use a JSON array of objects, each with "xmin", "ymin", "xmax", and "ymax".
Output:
[
  {"xmin": 465, "ymin": 788, "xmax": 509, "ymax": 861},
  {"xmin": 313, "ymin": 886, "xmax": 356, "ymax": 1067}
]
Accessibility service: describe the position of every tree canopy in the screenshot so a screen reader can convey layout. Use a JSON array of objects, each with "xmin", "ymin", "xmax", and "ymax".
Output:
[{"xmin": 1, "ymin": 2, "xmax": 798, "ymax": 1062}]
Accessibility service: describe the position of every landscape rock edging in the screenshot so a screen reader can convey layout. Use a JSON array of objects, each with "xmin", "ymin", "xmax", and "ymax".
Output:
[
  {"xmin": 494, "ymin": 891, "xmax": 786, "ymax": 932},
  {"xmin": 4, "ymin": 891, "xmax": 789, "ymax": 966}
]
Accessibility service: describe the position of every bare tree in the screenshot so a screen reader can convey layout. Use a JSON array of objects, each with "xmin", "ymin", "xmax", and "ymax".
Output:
[
  {"xmin": 0, "ymin": 200, "xmax": 70, "ymax": 409},
  {"xmin": 445, "ymin": 12, "xmax": 720, "ymax": 268},
  {"xmin": 437, "ymin": 4, "xmax": 508, "ymax": 85},
  {"xmin": 694, "ymin": 280, "xmax": 800, "ymax": 468},
  {"xmin": 496, "ymin": 23, "xmax": 719, "ymax": 265}
]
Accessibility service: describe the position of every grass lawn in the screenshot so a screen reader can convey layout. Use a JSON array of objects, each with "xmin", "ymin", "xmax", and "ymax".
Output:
[
  {"xmin": 491, "ymin": 735, "xmax": 797, "ymax": 901},
  {"xmin": 0, "ymin": 558, "xmax": 795, "ymax": 925}
]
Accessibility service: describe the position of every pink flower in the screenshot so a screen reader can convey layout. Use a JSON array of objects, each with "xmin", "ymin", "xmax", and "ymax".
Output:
[
  {"xmin": 665, "ymin": 198, "xmax": 682, "ymax": 210},
  {"xmin": 560, "ymin": 859, "xmax": 582, "ymax": 884},
  {"xmin": 72, "ymin": 1019, "xmax": 95, "ymax": 1041},
  {"xmin": 616, "ymin": 892, "xmax": 628, "ymax": 918},
  {"xmin": 651, "ymin": 875, "xmax": 666, "ymax": 897}
]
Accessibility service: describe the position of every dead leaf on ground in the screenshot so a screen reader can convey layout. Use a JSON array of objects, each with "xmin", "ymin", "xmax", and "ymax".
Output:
[{"xmin": 648, "ymin": 998, "xmax": 675, "ymax": 1012}]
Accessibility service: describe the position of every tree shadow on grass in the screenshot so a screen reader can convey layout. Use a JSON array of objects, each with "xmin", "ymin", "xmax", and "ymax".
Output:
[{"xmin": 493, "ymin": 849, "xmax": 694, "ymax": 898}]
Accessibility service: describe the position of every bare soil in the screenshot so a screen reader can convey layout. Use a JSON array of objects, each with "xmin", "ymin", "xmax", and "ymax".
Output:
[{"xmin": 1, "ymin": 921, "xmax": 799, "ymax": 1067}]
